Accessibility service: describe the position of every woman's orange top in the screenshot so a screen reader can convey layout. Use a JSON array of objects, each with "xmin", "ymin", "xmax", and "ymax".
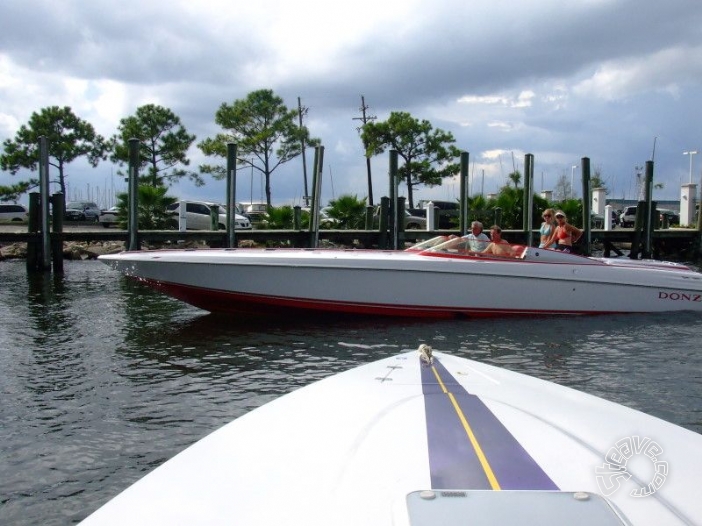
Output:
[{"xmin": 556, "ymin": 226, "xmax": 571, "ymax": 242}]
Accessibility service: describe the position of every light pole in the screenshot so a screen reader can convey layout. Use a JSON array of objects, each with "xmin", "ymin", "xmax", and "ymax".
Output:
[
  {"xmin": 683, "ymin": 150, "xmax": 698, "ymax": 184},
  {"xmin": 570, "ymin": 165, "xmax": 578, "ymax": 198}
]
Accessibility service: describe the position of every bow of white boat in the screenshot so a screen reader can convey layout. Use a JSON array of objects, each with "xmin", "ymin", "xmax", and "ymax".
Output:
[{"xmin": 80, "ymin": 348, "xmax": 702, "ymax": 526}]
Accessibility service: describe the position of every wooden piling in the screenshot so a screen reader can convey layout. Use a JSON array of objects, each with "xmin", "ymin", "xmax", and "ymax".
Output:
[
  {"xmin": 580, "ymin": 158, "xmax": 591, "ymax": 256},
  {"xmin": 389, "ymin": 150, "xmax": 399, "ymax": 249},
  {"xmin": 39, "ymin": 137, "xmax": 51, "ymax": 270},
  {"xmin": 293, "ymin": 206, "xmax": 302, "ymax": 231},
  {"xmin": 26, "ymin": 193, "xmax": 40, "ymax": 271},
  {"xmin": 364, "ymin": 205, "xmax": 374, "ymax": 231},
  {"xmin": 460, "ymin": 151, "xmax": 469, "ymax": 236},
  {"xmin": 51, "ymin": 193, "xmax": 65, "ymax": 273},
  {"xmin": 646, "ymin": 163, "xmax": 656, "ymax": 256},
  {"xmin": 523, "ymin": 154, "xmax": 534, "ymax": 246},
  {"xmin": 378, "ymin": 197, "xmax": 389, "ymax": 249},
  {"xmin": 398, "ymin": 196, "xmax": 406, "ymax": 248},
  {"xmin": 226, "ymin": 143, "xmax": 238, "ymax": 248},
  {"xmin": 309, "ymin": 146, "xmax": 324, "ymax": 248},
  {"xmin": 308, "ymin": 146, "xmax": 320, "ymax": 248},
  {"xmin": 127, "ymin": 138, "xmax": 140, "ymax": 251}
]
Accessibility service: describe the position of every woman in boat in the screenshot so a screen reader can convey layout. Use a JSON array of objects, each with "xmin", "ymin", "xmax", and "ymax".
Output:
[
  {"xmin": 482, "ymin": 225, "xmax": 515, "ymax": 257},
  {"xmin": 539, "ymin": 208, "xmax": 558, "ymax": 248},
  {"xmin": 545, "ymin": 211, "xmax": 582, "ymax": 253}
]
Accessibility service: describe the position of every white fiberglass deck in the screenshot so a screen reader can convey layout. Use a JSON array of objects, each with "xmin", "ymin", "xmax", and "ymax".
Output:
[{"xmin": 80, "ymin": 349, "xmax": 702, "ymax": 525}]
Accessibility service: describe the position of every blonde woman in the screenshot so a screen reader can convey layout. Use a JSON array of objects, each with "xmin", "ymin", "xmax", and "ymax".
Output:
[
  {"xmin": 544, "ymin": 211, "xmax": 582, "ymax": 253},
  {"xmin": 539, "ymin": 208, "xmax": 557, "ymax": 248}
]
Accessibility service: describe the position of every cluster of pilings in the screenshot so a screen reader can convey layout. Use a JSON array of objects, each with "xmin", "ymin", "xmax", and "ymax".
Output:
[
  {"xmin": 22, "ymin": 135, "xmax": 701, "ymax": 272},
  {"xmin": 26, "ymin": 191, "xmax": 65, "ymax": 272}
]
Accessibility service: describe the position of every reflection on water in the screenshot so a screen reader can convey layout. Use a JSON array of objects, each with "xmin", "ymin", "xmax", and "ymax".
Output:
[{"xmin": 0, "ymin": 260, "xmax": 700, "ymax": 525}]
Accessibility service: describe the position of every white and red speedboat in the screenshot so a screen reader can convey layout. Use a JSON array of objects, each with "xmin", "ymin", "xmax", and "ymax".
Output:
[{"xmin": 98, "ymin": 236, "xmax": 702, "ymax": 318}]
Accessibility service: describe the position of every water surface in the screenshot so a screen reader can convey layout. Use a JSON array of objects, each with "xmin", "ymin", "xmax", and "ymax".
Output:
[{"xmin": 0, "ymin": 260, "xmax": 700, "ymax": 524}]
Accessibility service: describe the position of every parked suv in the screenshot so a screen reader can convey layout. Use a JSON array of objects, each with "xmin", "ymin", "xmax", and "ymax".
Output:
[
  {"xmin": 167, "ymin": 201, "xmax": 252, "ymax": 230},
  {"xmin": 619, "ymin": 206, "xmax": 637, "ymax": 228},
  {"xmin": 619, "ymin": 205, "xmax": 679, "ymax": 227},
  {"xmin": 0, "ymin": 203, "xmax": 29, "ymax": 222},
  {"xmin": 372, "ymin": 208, "xmax": 427, "ymax": 230},
  {"xmin": 65, "ymin": 201, "xmax": 101, "ymax": 221}
]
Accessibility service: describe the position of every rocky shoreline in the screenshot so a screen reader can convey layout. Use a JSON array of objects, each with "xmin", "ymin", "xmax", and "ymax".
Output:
[
  {"xmin": 1, "ymin": 241, "xmax": 125, "ymax": 261},
  {"xmin": 0, "ymin": 240, "xmax": 235, "ymax": 261}
]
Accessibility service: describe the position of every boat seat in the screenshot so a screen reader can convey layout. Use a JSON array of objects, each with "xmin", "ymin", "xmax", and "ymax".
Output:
[{"xmin": 511, "ymin": 245, "xmax": 527, "ymax": 259}]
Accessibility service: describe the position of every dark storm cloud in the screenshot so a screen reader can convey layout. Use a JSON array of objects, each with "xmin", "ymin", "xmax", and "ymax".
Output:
[
  {"xmin": 2, "ymin": 0, "xmax": 702, "ymax": 204},
  {"xmin": 0, "ymin": 0, "xmax": 263, "ymax": 85},
  {"xmin": 272, "ymin": 0, "xmax": 702, "ymax": 112}
]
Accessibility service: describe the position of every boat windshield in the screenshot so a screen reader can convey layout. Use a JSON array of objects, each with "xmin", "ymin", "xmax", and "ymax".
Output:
[
  {"xmin": 423, "ymin": 236, "xmax": 491, "ymax": 253},
  {"xmin": 405, "ymin": 236, "xmax": 457, "ymax": 251}
]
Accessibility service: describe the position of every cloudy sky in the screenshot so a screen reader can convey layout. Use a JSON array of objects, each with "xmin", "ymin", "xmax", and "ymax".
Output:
[{"xmin": 2, "ymin": 0, "xmax": 702, "ymax": 209}]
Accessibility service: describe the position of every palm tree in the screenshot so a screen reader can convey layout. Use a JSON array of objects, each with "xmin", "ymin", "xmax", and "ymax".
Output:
[
  {"xmin": 260, "ymin": 205, "xmax": 306, "ymax": 229},
  {"xmin": 466, "ymin": 194, "xmax": 493, "ymax": 227},
  {"xmin": 116, "ymin": 185, "xmax": 177, "ymax": 229},
  {"xmin": 508, "ymin": 170, "xmax": 522, "ymax": 189},
  {"xmin": 492, "ymin": 186, "xmax": 523, "ymax": 229},
  {"xmin": 324, "ymin": 194, "xmax": 367, "ymax": 229}
]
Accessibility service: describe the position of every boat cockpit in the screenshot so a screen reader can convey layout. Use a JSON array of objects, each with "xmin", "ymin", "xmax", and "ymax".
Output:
[{"xmin": 407, "ymin": 235, "xmax": 602, "ymax": 265}]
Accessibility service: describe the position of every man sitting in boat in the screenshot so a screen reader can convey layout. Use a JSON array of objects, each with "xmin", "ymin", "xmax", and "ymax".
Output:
[
  {"xmin": 482, "ymin": 225, "xmax": 515, "ymax": 257},
  {"xmin": 463, "ymin": 221, "xmax": 490, "ymax": 251}
]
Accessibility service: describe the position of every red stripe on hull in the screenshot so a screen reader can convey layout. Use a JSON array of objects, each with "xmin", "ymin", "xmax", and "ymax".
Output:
[{"xmin": 137, "ymin": 277, "xmax": 601, "ymax": 319}]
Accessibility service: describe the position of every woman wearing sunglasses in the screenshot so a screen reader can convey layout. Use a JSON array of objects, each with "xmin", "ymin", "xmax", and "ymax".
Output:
[
  {"xmin": 543, "ymin": 210, "xmax": 582, "ymax": 253},
  {"xmin": 539, "ymin": 208, "xmax": 558, "ymax": 248}
]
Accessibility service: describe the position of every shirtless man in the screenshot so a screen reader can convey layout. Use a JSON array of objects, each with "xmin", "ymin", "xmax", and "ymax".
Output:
[{"xmin": 482, "ymin": 225, "xmax": 514, "ymax": 256}]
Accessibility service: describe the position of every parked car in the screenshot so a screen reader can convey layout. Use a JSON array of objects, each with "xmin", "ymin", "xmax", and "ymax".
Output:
[
  {"xmin": 0, "ymin": 203, "xmax": 29, "ymax": 223},
  {"xmin": 65, "ymin": 201, "xmax": 101, "ymax": 221},
  {"xmin": 591, "ymin": 210, "xmax": 619, "ymax": 228},
  {"xmin": 318, "ymin": 206, "xmax": 340, "ymax": 228},
  {"xmin": 241, "ymin": 202, "xmax": 268, "ymax": 224},
  {"xmin": 658, "ymin": 209, "xmax": 680, "ymax": 226},
  {"xmin": 372, "ymin": 208, "xmax": 427, "ymax": 230},
  {"xmin": 99, "ymin": 206, "xmax": 120, "ymax": 228},
  {"xmin": 619, "ymin": 206, "xmax": 638, "ymax": 228},
  {"xmin": 403, "ymin": 210, "xmax": 427, "ymax": 229},
  {"xmin": 167, "ymin": 200, "xmax": 252, "ymax": 230},
  {"xmin": 611, "ymin": 209, "xmax": 621, "ymax": 226}
]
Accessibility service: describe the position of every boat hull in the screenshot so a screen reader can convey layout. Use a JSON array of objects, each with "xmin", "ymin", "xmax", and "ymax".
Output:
[
  {"xmin": 98, "ymin": 248, "xmax": 702, "ymax": 318},
  {"xmin": 79, "ymin": 350, "xmax": 702, "ymax": 525}
]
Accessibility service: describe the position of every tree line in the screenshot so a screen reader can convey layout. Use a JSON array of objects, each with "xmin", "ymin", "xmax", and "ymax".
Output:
[{"xmin": 0, "ymin": 90, "xmax": 462, "ymax": 210}]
